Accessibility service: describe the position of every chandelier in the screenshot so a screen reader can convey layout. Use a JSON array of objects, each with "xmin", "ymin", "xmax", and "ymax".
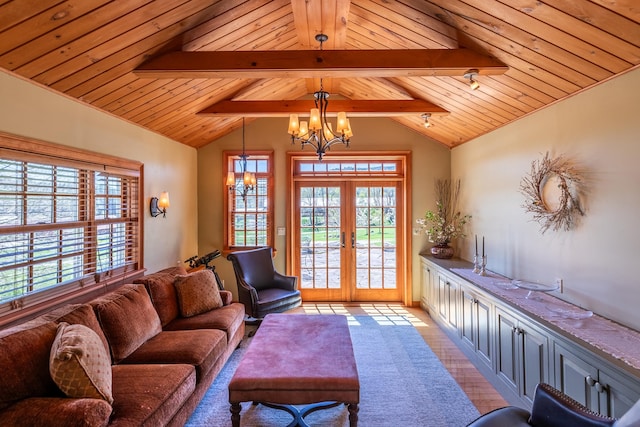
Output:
[
  {"xmin": 225, "ymin": 118, "xmax": 256, "ymax": 202},
  {"xmin": 287, "ymin": 34, "xmax": 353, "ymax": 161}
]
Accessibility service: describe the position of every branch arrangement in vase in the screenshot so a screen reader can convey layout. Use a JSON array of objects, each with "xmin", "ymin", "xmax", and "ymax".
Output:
[{"xmin": 416, "ymin": 179, "xmax": 471, "ymax": 249}]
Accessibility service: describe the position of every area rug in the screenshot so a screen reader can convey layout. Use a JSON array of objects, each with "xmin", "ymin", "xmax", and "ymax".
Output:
[{"xmin": 186, "ymin": 315, "xmax": 480, "ymax": 426}]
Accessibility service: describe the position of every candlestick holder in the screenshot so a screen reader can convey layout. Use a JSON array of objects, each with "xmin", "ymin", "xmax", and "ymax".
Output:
[
  {"xmin": 480, "ymin": 255, "xmax": 487, "ymax": 276},
  {"xmin": 472, "ymin": 255, "xmax": 481, "ymax": 274}
]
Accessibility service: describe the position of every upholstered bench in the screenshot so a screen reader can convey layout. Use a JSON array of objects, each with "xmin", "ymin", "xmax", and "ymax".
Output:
[{"xmin": 228, "ymin": 313, "xmax": 360, "ymax": 426}]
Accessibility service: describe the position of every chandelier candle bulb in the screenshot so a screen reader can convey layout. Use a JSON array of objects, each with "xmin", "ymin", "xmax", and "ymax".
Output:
[
  {"xmin": 287, "ymin": 114, "xmax": 299, "ymax": 135},
  {"xmin": 309, "ymin": 108, "xmax": 321, "ymax": 131},
  {"xmin": 337, "ymin": 112, "xmax": 348, "ymax": 133},
  {"xmin": 299, "ymin": 121, "xmax": 308, "ymax": 138},
  {"xmin": 243, "ymin": 171, "xmax": 252, "ymax": 186},
  {"xmin": 324, "ymin": 123, "xmax": 334, "ymax": 140},
  {"xmin": 225, "ymin": 171, "xmax": 235, "ymax": 186},
  {"xmin": 344, "ymin": 119, "xmax": 353, "ymax": 138}
]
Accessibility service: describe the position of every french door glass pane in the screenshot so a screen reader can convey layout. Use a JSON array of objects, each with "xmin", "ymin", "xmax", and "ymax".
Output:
[
  {"xmin": 299, "ymin": 186, "xmax": 341, "ymax": 289},
  {"xmin": 355, "ymin": 186, "xmax": 397, "ymax": 290}
]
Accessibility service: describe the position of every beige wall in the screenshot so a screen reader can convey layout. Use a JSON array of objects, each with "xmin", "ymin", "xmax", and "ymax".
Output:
[
  {"xmin": 0, "ymin": 70, "xmax": 199, "ymax": 274},
  {"xmin": 452, "ymin": 67, "xmax": 640, "ymax": 330},
  {"xmin": 197, "ymin": 117, "xmax": 450, "ymax": 301}
]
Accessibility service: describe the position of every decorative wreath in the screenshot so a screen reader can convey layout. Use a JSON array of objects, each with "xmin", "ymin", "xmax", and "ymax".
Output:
[{"xmin": 520, "ymin": 152, "xmax": 584, "ymax": 234}]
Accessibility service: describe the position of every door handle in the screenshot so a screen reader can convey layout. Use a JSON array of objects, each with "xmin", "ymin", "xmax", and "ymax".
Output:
[
  {"xmin": 351, "ymin": 231, "xmax": 355, "ymax": 248},
  {"xmin": 341, "ymin": 232, "xmax": 345, "ymax": 248}
]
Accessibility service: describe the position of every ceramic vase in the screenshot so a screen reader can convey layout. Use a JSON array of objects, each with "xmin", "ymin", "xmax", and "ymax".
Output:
[{"xmin": 431, "ymin": 243, "xmax": 454, "ymax": 259}]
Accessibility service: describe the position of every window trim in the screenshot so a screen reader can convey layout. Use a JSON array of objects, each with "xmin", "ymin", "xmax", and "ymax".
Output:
[
  {"xmin": 223, "ymin": 150, "xmax": 274, "ymax": 252},
  {"xmin": 0, "ymin": 131, "xmax": 143, "ymax": 327}
]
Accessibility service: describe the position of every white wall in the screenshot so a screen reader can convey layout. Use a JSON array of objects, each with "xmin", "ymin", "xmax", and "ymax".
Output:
[
  {"xmin": 0, "ymin": 70, "xmax": 199, "ymax": 274},
  {"xmin": 452, "ymin": 68, "xmax": 640, "ymax": 331},
  {"xmin": 197, "ymin": 117, "xmax": 450, "ymax": 301}
]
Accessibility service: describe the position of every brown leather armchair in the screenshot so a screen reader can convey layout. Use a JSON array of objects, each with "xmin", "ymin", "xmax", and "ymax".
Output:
[
  {"xmin": 466, "ymin": 383, "xmax": 626, "ymax": 427},
  {"xmin": 227, "ymin": 247, "xmax": 302, "ymax": 319}
]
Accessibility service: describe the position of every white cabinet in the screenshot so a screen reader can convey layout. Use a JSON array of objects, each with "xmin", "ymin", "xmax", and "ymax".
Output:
[
  {"xmin": 496, "ymin": 306, "xmax": 550, "ymax": 406},
  {"xmin": 554, "ymin": 341, "xmax": 640, "ymax": 418},
  {"xmin": 460, "ymin": 284, "xmax": 493, "ymax": 369}
]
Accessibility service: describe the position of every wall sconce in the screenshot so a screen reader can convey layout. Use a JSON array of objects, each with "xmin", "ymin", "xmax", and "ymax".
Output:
[
  {"xmin": 150, "ymin": 191, "xmax": 170, "ymax": 218},
  {"xmin": 463, "ymin": 69, "xmax": 480, "ymax": 90},
  {"xmin": 421, "ymin": 113, "xmax": 432, "ymax": 128}
]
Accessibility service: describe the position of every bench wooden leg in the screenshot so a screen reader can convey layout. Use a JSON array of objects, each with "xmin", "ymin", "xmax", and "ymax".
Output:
[
  {"xmin": 230, "ymin": 402, "xmax": 241, "ymax": 427},
  {"xmin": 348, "ymin": 403, "xmax": 359, "ymax": 427}
]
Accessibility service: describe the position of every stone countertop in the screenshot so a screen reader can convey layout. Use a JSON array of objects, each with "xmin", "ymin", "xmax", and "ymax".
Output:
[{"xmin": 420, "ymin": 253, "xmax": 640, "ymax": 376}]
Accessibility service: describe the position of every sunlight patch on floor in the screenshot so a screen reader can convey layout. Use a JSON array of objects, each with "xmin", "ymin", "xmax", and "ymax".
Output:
[{"xmin": 299, "ymin": 303, "xmax": 428, "ymax": 327}]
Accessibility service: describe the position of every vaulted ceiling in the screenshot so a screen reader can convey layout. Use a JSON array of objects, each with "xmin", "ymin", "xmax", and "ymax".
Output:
[{"xmin": 1, "ymin": 1, "xmax": 638, "ymax": 149}]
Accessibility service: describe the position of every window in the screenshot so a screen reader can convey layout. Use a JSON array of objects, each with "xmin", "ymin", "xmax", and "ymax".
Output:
[
  {"xmin": 0, "ymin": 133, "xmax": 142, "ymax": 318},
  {"xmin": 223, "ymin": 151, "xmax": 273, "ymax": 250}
]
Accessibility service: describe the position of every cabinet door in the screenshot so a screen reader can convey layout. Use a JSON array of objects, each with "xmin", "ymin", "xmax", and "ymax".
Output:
[
  {"xmin": 520, "ymin": 321, "xmax": 549, "ymax": 405},
  {"xmin": 598, "ymin": 370, "xmax": 640, "ymax": 418},
  {"xmin": 437, "ymin": 274, "xmax": 458, "ymax": 330},
  {"xmin": 496, "ymin": 308, "xmax": 519, "ymax": 393},
  {"xmin": 437, "ymin": 274, "xmax": 449, "ymax": 321},
  {"xmin": 444, "ymin": 276, "xmax": 458, "ymax": 330},
  {"xmin": 554, "ymin": 342, "xmax": 599, "ymax": 410},
  {"xmin": 420, "ymin": 260, "xmax": 436, "ymax": 312},
  {"xmin": 460, "ymin": 286, "xmax": 492, "ymax": 369},
  {"xmin": 476, "ymin": 296, "xmax": 492, "ymax": 368},
  {"xmin": 460, "ymin": 288, "xmax": 476, "ymax": 350},
  {"xmin": 496, "ymin": 308, "xmax": 549, "ymax": 405}
]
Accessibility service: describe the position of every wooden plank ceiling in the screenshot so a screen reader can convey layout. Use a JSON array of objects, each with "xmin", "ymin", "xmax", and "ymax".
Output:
[{"xmin": 0, "ymin": 0, "xmax": 638, "ymax": 149}]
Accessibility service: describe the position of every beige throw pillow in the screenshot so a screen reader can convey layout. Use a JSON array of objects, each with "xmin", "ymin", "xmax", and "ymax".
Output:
[
  {"xmin": 174, "ymin": 269, "xmax": 223, "ymax": 317},
  {"xmin": 49, "ymin": 322, "xmax": 113, "ymax": 404}
]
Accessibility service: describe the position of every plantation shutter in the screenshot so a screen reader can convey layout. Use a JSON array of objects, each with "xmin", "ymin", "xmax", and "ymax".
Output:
[{"xmin": 0, "ymin": 133, "xmax": 141, "ymax": 314}]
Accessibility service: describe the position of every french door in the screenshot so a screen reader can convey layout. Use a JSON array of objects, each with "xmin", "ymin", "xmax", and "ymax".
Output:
[{"xmin": 290, "ymin": 156, "xmax": 407, "ymax": 302}]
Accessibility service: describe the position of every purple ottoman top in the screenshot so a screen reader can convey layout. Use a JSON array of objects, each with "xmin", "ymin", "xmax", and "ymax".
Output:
[{"xmin": 229, "ymin": 313, "xmax": 359, "ymax": 405}]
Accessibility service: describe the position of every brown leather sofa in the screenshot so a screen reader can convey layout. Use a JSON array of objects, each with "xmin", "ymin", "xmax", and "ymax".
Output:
[
  {"xmin": 466, "ymin": 383, "xmax": 620, "ymax": 427},
  {"xmin": 0, "ymin": 266, "xmax": 245, "ymax": 427}
]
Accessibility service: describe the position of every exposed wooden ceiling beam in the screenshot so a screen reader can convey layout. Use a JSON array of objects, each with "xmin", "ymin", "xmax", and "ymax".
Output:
[
  {"xmin": 197, "ymin": 99, "xmax": 448, "ymax": 117},
  {"xmin": 134, "ymin": 49, "xmax": 508, "ymax": 79}
]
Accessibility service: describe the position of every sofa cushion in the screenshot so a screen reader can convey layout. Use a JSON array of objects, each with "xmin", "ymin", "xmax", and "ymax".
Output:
[
  {"xmin": 91, "ymin": 284, "xmax": 162, "ymax": 363},
  {"xmin": 43, "ymin": 303, "xmax": 110, "ymax": 356},
  {"xmin": 50, "ymin": 323, "xmax": 113, "ymax": 404},
  {"xmin": 174, "ymin": 270, "xmax": 223, "ymax": 317},
  {"xmin": 166, "ymin": 302, "xmax": 245, "ymax": 344},
  {"xmin": 0, "ymin": 320, "xmax": 61, "ymax": 410},
  {"xmin": 121, "ymin": 329, "xmax": 227, "ymax": 381},
  {"xmin": 109, "ymin": 364, "xmax": 195, "ymax": 427},
  {"xmin": 0, "ymin": 397, "xmax": 112, "ymax": 427},
  {"xmin": 220, "ymin": 289, "xmax": 233, "ymax": 306},
  {"xmin": 134, "ymin": 266, "xmax": 187, "ymax": 327}
]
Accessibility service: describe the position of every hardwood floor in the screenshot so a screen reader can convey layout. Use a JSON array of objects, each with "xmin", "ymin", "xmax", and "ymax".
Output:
[{"xmin": 290, "ymin": 303, "xmax": 509, "ymax": 416}]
